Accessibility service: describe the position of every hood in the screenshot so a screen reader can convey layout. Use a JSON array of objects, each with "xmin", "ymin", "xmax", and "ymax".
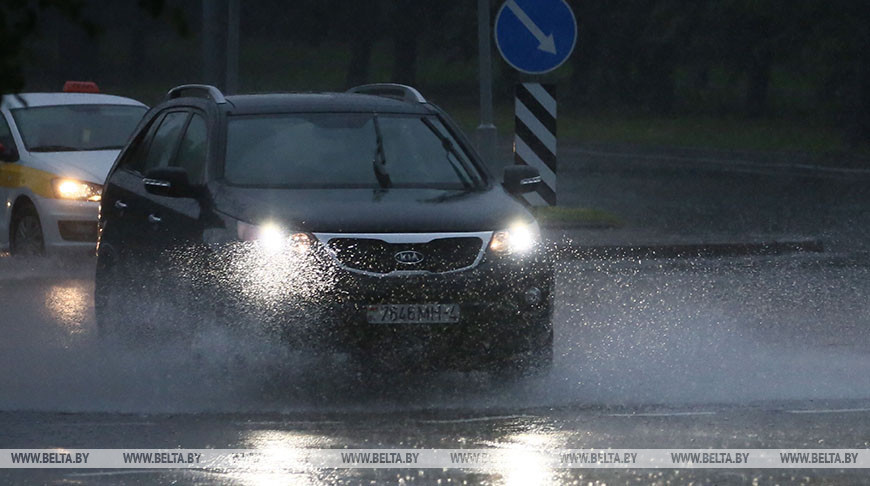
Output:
[
  {"xmin": 213, "ymin": 185, "xmax": 535, "ymax": 233},
  {"xmin": 26, "ymin": 150, "xmax": 120, "ymax": 184}
]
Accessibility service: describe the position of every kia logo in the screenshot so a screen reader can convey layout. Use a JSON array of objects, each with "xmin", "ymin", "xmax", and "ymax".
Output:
[{"xmin": 395, "ymin": 250, "xmax": 424, "ymax": 265}]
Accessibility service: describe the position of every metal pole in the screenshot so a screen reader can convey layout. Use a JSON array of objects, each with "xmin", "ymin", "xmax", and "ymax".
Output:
[
  {"xmin": 476, "ymin": 0, "xmax": 498, "ymax": 167},
  {"xmin": 226, "ymin": 0, "xmax": 239, "ymax": 94},
  {"xmin": 202, "ymin": 0, "xmax": 219, "ymax": 86},
  {"xmin": 202, "ymin": 0, "xmax": 228, "ymax": 90}
]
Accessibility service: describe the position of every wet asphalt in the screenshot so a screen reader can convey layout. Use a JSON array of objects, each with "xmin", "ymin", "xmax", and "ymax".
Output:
[{"xmin": 1, "ymin": 145, "xmax": 869, "ymax": 484}]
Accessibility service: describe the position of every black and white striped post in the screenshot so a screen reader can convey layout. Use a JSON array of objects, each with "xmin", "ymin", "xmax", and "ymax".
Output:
[{"xmin": 514, "ymin": 83, "xmax": 557, "ymax": 206}]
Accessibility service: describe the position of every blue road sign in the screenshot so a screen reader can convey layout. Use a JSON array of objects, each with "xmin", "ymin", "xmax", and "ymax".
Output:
[{"xmin": 495, "ymin": 0, "xmax": 577, "ymax": 74}]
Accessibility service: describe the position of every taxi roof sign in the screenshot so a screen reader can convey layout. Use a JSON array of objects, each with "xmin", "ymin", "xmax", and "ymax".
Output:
[{"xmin": 63, "ymin": 81, "xmax": 100, "ymax": 93}]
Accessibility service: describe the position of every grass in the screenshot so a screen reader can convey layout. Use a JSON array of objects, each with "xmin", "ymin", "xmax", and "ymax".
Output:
[
  {"xmin": 563, "ymin": 115, "xmax": 859, "ymax": 155},
  {"xmin": 443, "ymin": 103, "xmax": 868, "ymax": 156},
  {"xmin": 531, "ymin": 206, "xmax": 623, "ymax": 229}
]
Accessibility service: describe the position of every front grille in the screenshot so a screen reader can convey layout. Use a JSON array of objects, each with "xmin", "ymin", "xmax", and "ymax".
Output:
[{"xmin": 326, "ymin": 237, "xmax": 484, "ymax": 274}]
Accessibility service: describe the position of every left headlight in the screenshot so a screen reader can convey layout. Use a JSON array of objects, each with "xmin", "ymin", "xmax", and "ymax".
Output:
[
  {"xmin": 52, "ymin": 178, "xmax": 102, "ymax": 202},
  {"xmin": 489, "ymin": 221, "xmax": 541, "ymax": 255}
]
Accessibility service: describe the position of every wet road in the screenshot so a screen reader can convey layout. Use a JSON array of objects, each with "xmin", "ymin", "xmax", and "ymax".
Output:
[
  {"xmin": 1, "ymin": 250, "xmax": 869, "ymax": 484},
  {"xmin": 2, "ymin": 147, "xmax": 870, "ymax": 484}
]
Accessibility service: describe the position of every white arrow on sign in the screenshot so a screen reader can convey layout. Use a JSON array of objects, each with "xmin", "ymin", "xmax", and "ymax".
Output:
[{"xmin": 506, "ymin": 0, "xmax": 557, "ymax": 54}]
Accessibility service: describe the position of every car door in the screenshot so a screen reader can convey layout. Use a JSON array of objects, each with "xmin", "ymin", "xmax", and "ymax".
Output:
[
  {"xmin": 137, "ymin": 110, "xmax": 211, "ymax": 268},
  {"xmin": 100, "ymin": 109, "xmax": 189, "ymax": 266}
]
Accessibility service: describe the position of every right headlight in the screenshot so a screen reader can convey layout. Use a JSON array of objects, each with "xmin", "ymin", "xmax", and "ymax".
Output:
[{"xmin": 489, "ymin": 221, "xmax": 541, "ymax": 255}]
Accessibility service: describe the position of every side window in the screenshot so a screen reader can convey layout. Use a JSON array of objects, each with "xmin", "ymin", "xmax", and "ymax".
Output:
[
  {"xmin": 139, "ymin": 111, "xmax": 188, "ymax": 174},
  {"xmin": 172, "ymin": 114, "xmax": 207, "ymax": 183},
  {"xmin": 0, "ymin": 114, "xmax": 15, "ymax": 151},
  {"xmin": 119, "ymin": 113, "xmax": 164, "ymax": 173}
]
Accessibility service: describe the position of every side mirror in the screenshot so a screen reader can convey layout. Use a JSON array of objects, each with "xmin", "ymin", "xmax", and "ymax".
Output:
[
  {"xmin": 0, "ymin": 142, "xmax": 19, "ymax": 163},
  {"xmin": 503, "ymin": 165, "xmax": 541, "ymax": 194},
  {"xmin": 143, "ymin": 167, "xmax": 196, "ymax": 198}
]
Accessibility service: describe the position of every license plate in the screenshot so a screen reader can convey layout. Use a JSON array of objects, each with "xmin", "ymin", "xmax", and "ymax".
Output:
[{"xmin": 366, "ymin": 304, "xmax": 460, "ymax": 324}]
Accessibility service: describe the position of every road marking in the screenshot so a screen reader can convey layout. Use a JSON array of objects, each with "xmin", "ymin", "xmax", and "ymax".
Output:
[
  {"xmin": 606, "ymin": 411, "xmax": 717, "ymax": 417},
  {"xmin": 786, "ymin": 407, "xmax": 870, "ymax": 414},
  {"xmin": 58, "ymin": 422, "xmax": 156, "ymax": 426},
  {"xmin": 234, "ymin": 420, "xmax": 343, "ymax": 426},
  {"xmin": 419, "ymin": 414, "xmax": 536, "ymax": 424},
  {"xmin": 67, "ymin": 469, "xmax": 230, "ymax": 479},
  {"xmin": 66, "ymin": 470, "xmax": 169, "ymax": 477}
]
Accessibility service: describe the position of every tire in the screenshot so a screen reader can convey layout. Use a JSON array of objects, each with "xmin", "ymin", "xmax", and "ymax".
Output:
[{"xmin": 10, "ymin": 203, "xmax": 45, "ymax": 256}]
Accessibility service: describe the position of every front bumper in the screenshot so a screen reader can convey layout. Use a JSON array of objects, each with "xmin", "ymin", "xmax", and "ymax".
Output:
[
  {"xmin": 34, "ymin": 196, "xmax": 99, "ymax": 253},
  {"xmin": 269, "ymin": 251, "xmax": 555, "ymax": 368}
]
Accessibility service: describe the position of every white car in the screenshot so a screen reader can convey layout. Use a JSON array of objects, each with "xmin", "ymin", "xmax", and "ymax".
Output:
[{"xmin": 0, "ymin": 82, "xmax": 147, "ymax": 255}]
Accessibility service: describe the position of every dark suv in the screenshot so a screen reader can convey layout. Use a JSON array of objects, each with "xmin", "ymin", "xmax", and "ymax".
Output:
[{"xmin": 95, "ymin": 83, "xmax": 553, "ymax": 374}]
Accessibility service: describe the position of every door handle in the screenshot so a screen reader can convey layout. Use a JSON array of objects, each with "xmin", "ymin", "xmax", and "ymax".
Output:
[
  {"xmin": 147, "ymin": 214, "xmax": 162, "ymax": 224},
  {"xmin": 114, "ymin": 200, "xmax": 127, "ymax": 209}
]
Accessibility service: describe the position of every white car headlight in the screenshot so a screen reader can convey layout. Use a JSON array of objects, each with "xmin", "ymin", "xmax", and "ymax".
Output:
[
  {"xmin": 52, "ymin": 178, "xmax": 102, "ymax": 202},
  {"xmin": 237, "ymin": 220, "xmax": 312, "ymax": 254},
  {"xmin": 489, "ymin": 221, "xmax": 541, "ymax": 255}
]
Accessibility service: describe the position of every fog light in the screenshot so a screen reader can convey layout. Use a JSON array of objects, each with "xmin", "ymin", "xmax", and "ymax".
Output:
[{"xmin": 524, "ymin": 287, "xmax": 542, "ymax": 305}]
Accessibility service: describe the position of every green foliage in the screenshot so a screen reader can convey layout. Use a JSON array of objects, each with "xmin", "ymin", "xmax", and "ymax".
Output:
[
  {"xmin": 0, "ymin": 0, "xmax": 188, "ymax": 94},
  {"xmin": 0, "ymin": 0, "xmax": 97, "ymax": 93},
  {"xmin": 3, "ymin": 0, "xmax": 870, "ymax": 146}
]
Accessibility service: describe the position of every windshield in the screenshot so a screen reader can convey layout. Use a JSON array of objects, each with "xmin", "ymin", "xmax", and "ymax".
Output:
[
  {"xmin": 224, "ymin": 113, "xmax": 483, "ymax": 189},
  {"xmin": 12, "ymin": 104, "xmax": 146, "ymax": 152}
]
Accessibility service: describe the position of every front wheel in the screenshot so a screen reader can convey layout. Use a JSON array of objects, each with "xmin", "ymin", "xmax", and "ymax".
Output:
[{"xmin": 10, "ymin": 203, "xmax": 45, "ymax": 256}]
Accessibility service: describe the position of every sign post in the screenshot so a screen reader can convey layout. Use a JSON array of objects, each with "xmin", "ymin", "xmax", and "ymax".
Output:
[
  {"xmin": 476, "ymin": 0, "xmax": 498, "ymax": 168},
  {"xmin": 514, "ymin": 83, "xmax": 558, "ymax": 206},
  {"xmin": 494, "ymin": 0, "xmax": 576, "ymax": 205}
]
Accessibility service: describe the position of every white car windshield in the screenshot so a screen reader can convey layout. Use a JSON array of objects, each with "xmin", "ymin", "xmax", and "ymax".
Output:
[{"xmin": 12, "ymin": 104, "xmax": 146, "ymax": 152}]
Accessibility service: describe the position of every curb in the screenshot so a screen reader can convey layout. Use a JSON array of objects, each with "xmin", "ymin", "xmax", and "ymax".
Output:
[{"xmin": 553, "ymin": 239, "xmax": 824, "ymax": 260}]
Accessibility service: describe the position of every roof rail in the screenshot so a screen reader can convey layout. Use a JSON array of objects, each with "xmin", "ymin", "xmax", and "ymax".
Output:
[
  {"xmin": 166, "ymin": 84, "xmax": 227, "ymax": 104},
  {"xmin": 347, "ymin": 83, "xmax": 427, "ymax": 104}
]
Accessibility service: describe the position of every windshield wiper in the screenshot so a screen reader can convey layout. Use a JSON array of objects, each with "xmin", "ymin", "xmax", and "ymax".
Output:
[
  {"xmin": 420, "ymin": 117, "xmax": 476, "ymax": 188},
  {"xmin": 27, "ymin": 145, "xmax": 81, "ymax": 152},
  {"xmin": 371, "ymin": 114, "xmax": 392, "ymax": 188}
]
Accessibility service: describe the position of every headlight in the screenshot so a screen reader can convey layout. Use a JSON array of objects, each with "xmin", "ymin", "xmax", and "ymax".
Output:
[
  {"xmin": 237, "ymin": 220, "xmax": 312, "ymax": 254},
  {"xmin": 489, "ymin": 221, "xmax": 540, "ymax": 255},
  {"xmin": 52, "ymin": 178, "xmax": 101, "ymax": 201}
]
